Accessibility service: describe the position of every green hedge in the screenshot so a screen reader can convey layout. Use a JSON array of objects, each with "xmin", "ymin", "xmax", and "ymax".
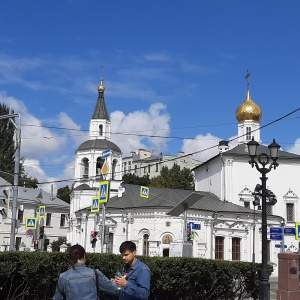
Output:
[{"xmin": 0, "ymin": 252, "xmax": 262, "ymax": 300}]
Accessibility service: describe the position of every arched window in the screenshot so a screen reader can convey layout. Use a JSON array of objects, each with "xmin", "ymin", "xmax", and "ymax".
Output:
[
  {"xmin": 112, "ymin": 159, "xmax": 118, "ymax": 180},
  {"xmin": 96, "ymin": 157, "xmax": 104, "ymax": 175},
  {"xmin": 99, "ymin": 124, "xmax": 103, "ymax": 136},
  {"xmin": 143, "ymin": 234, "xmax": 149, "ymax": 256},
  {"xmin": 82, "ymin": 158, "xmax": 89, "ymax": 179}
]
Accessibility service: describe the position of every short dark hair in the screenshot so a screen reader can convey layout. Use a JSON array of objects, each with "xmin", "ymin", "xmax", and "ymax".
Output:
[
  {"xmin": 119, "ymin": 241, "xmax": 136, "ymax": 253},
  {"xmin": 69, "ymin": 244, "xmax": 85, "ymax": 268}
]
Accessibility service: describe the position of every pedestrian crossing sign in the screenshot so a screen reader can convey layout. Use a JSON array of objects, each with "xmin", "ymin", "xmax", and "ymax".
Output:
[
  {"xmin": 39, "ymin": 206, "xmax": 46, "ymax": 218},
  {"xmin": 140, "ymin": 186, "xmax": 149, "ymax": 198},
  {"xmin": 99, "ymin": 181, "xmax": 109, "ymax": 203},
  {"xmin": 91, "ymin": 197, "xmax": 100, "ymax": 213},
  {"xmin": 25, "ymin": 217, "xmax": 37, "ymax": 229}
]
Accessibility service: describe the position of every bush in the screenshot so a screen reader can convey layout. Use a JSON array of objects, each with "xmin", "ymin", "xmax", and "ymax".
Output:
[{"xmin": 0, "ymin": 252, "xmax": 262, "ymax": 300}]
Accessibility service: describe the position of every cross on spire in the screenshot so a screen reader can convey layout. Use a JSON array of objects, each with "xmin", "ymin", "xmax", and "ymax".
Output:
[{"xmin": 245, "ymin": 69, "xmax": 251, "ymax": 91}]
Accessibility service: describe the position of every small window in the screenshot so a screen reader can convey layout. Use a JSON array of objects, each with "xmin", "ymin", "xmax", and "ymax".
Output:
[
  {"xmin": 286, "ymin": 203, "xmax": 294, "ymax": 222},
  {"xmin": 244, "ymin": 202, "xmax": 250, "ymax": 208},
  {"xmin": 232, "ymin": 238, "xmax": 240, "ymax": 261},
  {"xmin": 246, "ymin": 127, "xmax": 251, "ymax": 140},
  {"xmin": 46, "ymin": 213, "xmax": 52, "ymax": 226},
  {"xmin": 156, "ymin": 163, "xmax": 158, "ymax": 172},
  {"xmin": 60, "ymin": 214, "xmax": 66, "ymax": 227},
  {"xmin": 215, "ymin": 236, "xmax": 224, "ymax": 260},
  {"xmin": 99, "ymin": 124, "xmax": 103, "ymax": 136},
  {"xmin": 18, "ymin": 209, "xmax": 24, "ymax": 223}
]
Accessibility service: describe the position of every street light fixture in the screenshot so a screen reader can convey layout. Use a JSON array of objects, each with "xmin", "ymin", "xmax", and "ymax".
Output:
[{"xmin": 247, "ymin": 137, "xmax": 280, "ymax": 300}]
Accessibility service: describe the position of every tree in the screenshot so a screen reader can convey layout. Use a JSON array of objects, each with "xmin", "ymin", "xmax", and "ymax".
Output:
[
  {"xmin": 50, "ymin": 236, "xmax": 70, "ymax": 252},
  {"xmin": 57, "ymin": 185, "xmax": 71, "ymax": 203},
  {"xmin": 0, "ymin": 103, "xmax": 18, "ymax": 183},
  {"xmin": 122, "ymin": 173, "xmax": 151, "ymax": 186},
  {"xmin": 151, "ymin": 163, "xmax": 195, "ymax": 190},
  {"xmin": 0, "ymin": 103, "xmax": 39, "ymax": 187}
]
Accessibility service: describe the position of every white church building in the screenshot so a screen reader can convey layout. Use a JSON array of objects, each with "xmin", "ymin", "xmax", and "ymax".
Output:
[{"xmin": 68, "ymin": 76, "xmax": 299, "ymax": 276}]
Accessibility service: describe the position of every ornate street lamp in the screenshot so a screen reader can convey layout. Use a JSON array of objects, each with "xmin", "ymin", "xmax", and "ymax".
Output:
[{"xmin": 247, "ymin": 137, "xmax": 280, "ymax": 300}]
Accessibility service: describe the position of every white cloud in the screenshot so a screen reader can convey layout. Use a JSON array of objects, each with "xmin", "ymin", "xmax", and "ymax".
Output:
[
  {"xmin": 110, "ymin": 103, "xmax": 171, "ymax": 156},
  {"xmin": 286, "ymin": 138, "xmax": 300, "ymax": 155},
  {"xmin": 181, "ymin": 133, "xmax": 221, "ymax": 162},
  {"xmin": 144, "ymin": 53, "xmax": 172, "ymax": 62}
]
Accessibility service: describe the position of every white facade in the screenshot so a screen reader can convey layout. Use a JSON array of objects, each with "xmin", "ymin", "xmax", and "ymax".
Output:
[
  {"xmin": 0, "ymin": 177, "xmax": 69, "ymax": 251},
  {"xmin": 122, "ymin": 149, "xmax": 201, "ymax": 178}
]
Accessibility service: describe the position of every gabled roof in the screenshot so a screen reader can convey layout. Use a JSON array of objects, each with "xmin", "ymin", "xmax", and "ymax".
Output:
[
  {"xmin": 192, "ymin": 144, "xmax": 300, "ymax": 171},
  {"xmin": 106, "ymin": 184, "xmax": 256, "ymax": 215},
  {"xmin": 0, "ymin": 177, "xmax": 69, "ymax": 208}
]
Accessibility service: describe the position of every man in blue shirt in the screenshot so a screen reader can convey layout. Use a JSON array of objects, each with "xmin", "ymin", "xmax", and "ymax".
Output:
[{"xmin": 114, "ymin": 241, "xmax": 151, "ymax": 300}]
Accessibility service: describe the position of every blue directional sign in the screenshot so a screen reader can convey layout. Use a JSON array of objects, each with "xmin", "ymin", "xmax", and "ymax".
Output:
[
  {"xmin": 270, "ymin": 227, "xmax": 283, "ymax": 234},
  {"xmin": 270, "ymin": 233, "xmax": 283, "ymax": 241},
  {"xmin": 140, "ymin": 186, "xmax": 149, "ymax": 198},
  {"xmin": 25, "ymin": 217, "xmax": 37, "ymax": 230},
  {"xmin": 193, "ymin": 223, "xmax": 201, "ymax": 230},
  {"xmin": 39, "ymin": 206, "xmax": 46, "ymax": 218},
  {"xmin": 188, "ymin": 222, "xmax": 194, "ymax": 229},
  {"xmin": 91, "ymin": 197, "xmax": 100, "ymax": 213},
  {"xmin": 296, "ymin": 222, "xmax": 300, "ymax": 241},
  {"xmin": 275, "ymin": 244, "xmax": 287, "ymax": 248},
  {"xmin": 102, "ymin": 149, "xmax": 111, "ymax": 159},
  {"xmin": 284, "ymin": 227, "xmax": 296, "ymax": 236},
  {"xmin": 99, "ymin": 181, "xmax": 109, "ymax": 203}
]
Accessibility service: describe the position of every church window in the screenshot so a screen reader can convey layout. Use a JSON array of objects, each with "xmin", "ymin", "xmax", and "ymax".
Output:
[
  {"xmin": 162, "ymin": 234, "xmax": 173, "ymax": 244},
  {"xmin": 112, "ymin": 159, "xmax": 117, "ymax": 180},
  {"xmin": 96, "ymin": 157, "xmax": 104, "ymax": 175},
  {"xmin": 123, "ymin": 162, "xmax": 127, "ymax": 172},
  {"xmin": 244, "ymin": 201, "xmax": 250, "ymax": 208},
  {"xmin": 148, "ymin": 165, "xmax": 151, "ymax": 173},
  {"xmin": 232, "ymin": 238, "xmax": 240, "ymax": 261},
  {"xmin": 107, "ymin": 233, "xmax": 114, "ymax": 254},
  {"xmin": 17, "ymin": 209, "xmax": 24, "ymax": 224},
  {"xmin": 46, "ymin": 213, "xmax": 52, "ymax": 226},
  {"xmin": 82, "ymin": 158, "xmax": 89, "ymax": 179},
  {"xmin": 128, "ymin": 161, "xmax": 131, "ymax": 172},
  {"xmin": 135, "ymin": 165, "xmax": 137, "ymax": 174},
  {"xmin": 215, "ymin": 236, "xmax": 224, "ymax": 260},
  {"xmin": 99, "ymin": 124, "xmax": 103, "ymax": 136},
  {"xmin": 246, "ymin": 127, "xmax": 251, "ymax": 140},
  {"xmin": 286, "ymin": 203, "xmax": 294, "ymax": 222},
  {"xmin": 144, "ymin": 167, "xmax": 146, "ymax": 173},
  {"xmin": 156, "ymin": 163, "xmax": 158, "ymax": 172},
  {"xmin": 143, "ymin": 234, "xmax": 149, "ymax": 256},
  {"xmin": 266, "ymin": 203, "xmax": 272, "ymax": 215}
]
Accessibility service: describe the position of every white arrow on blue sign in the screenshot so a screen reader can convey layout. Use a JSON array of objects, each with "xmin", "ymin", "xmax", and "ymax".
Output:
[{"xmin": 102, "ymin": 149, "xmax": 111, "ymax": 159}]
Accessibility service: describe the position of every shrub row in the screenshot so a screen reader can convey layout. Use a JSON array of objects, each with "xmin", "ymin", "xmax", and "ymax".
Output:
[{"xmin": 0, "ymin": 252, "xmax": 262, "ymax": 300}]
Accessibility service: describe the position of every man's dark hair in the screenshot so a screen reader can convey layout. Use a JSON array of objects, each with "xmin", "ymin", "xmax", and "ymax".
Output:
[{"xmin": 119, "ymin": 241, "xmax": 136, "ymax": 253}]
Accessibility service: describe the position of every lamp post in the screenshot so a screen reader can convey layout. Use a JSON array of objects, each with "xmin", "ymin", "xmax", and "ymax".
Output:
[{"xmin": 247, "ymin": 137, "xmax": 280, "ymax": 300}]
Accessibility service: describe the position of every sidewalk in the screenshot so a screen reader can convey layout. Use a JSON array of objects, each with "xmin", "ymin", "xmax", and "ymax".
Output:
[{"xmin": 270, "ymin": 277, "xmax": 278, "ymax": 300}]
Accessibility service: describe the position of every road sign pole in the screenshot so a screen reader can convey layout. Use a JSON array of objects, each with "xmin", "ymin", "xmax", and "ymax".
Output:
[{"xmin": 281, "ymin": 222, "xmax": 285, "ymax": 253}]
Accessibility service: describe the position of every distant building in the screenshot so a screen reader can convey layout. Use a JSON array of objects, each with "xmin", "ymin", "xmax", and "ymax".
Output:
[
  {"xmin": 122, "ymin": 149, "xmax": 201, "ymax": 178},
  {"xmin": 0, "ymin": 177, "xmax": 69, "ymax": 251}
]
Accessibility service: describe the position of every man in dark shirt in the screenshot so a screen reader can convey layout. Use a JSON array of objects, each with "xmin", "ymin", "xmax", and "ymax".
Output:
[{"xmin": 114, "ymin": 241, "xmax": 150, "ymax": 300}]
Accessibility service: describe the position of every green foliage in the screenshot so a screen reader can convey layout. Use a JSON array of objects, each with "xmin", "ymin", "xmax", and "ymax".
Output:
[
  {"xmin": 122, "ymin": 173, "xmax": 151, "ymax": 186},
  {"xmin": 0, "ymin": 252, "xmax": 262, "ymax": 300},
  {"xmin": 56, "ymin": 185, "xmax": 71, "ymax": 203},
  {"xmin": 0, "ymin": 103, "xmax": 17, "ymax": 183},
  {"xmin": 21, "ymin": 174, "xmax": 39, "ymax": 189},
  {"xmin": 151, "ymin": 163, "xmax": 195, "ymax": 190},
  {"xmin": 50, "ymin": 237, "xmax": 70, "ymax": 252}
]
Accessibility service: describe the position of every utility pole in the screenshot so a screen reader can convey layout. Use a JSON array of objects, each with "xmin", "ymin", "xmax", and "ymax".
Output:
[{"xmin": 0, "ymin": 114, "xmax": 21, "ymax": 251}]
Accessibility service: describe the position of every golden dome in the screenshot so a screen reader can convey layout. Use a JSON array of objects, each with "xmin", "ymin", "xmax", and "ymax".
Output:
[
  {"xmin": 97, "ymin": 78, "xmax": 105, "ymax": 93},
  {"xmin": 235, "ymin": 90, "xmax": 262, "ymax": 123}
]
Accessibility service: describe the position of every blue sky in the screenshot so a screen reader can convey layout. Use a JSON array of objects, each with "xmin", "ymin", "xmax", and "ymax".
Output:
[{"xmin": 1, "ymin": 1, "xmax": 300, "ymax": 191}]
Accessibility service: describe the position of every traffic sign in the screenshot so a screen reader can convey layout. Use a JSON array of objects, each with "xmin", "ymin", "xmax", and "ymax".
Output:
[
  {"xmin": 99, "ymin": 181, "xmax": 109, "ymax": 203},
  {"xmin": 188, "ymin": 221, "xmax": 194, "ymax": 229},
  {"xmin": 91, "ymin": 197, "xmax": 100, "ymax": 213},
  {"xmin": 296, "ymin": 222, "xmax": 300, "ymax": 241},
  {"xmin": 284, "ymin": 227, "xmax": 296, "ymax": 236},
  {"xmin": 275, "ymin": 244, "xmax": 287, "ymax": 248},
  {"xmin": 140, "ymin": 186, "xmax": 149, "ymax": 198},
  {"xmin": 270, "ymin": 233, "xmax": 283, "ymax": 241},
  {"xmin": 102, "ymin": 149, "xmax": 111, "ymax": 159},
  {"xmin": 101, "ymin": 161, "xmax": 109, "ymax": 176},
  {"xmin": 39, "ymin": 206, "xmax": 46, "ymax": 218},
  {"xmin": 270, "ymin": 227, "xmax": 283, "ymax": 234},
  {"xmin": 193, "ymin": 223, "xmax": 201, "ymax": 230},
  {"xmin": 25, "ymin": 217, "xmax": 37, "ymax": 230}
]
